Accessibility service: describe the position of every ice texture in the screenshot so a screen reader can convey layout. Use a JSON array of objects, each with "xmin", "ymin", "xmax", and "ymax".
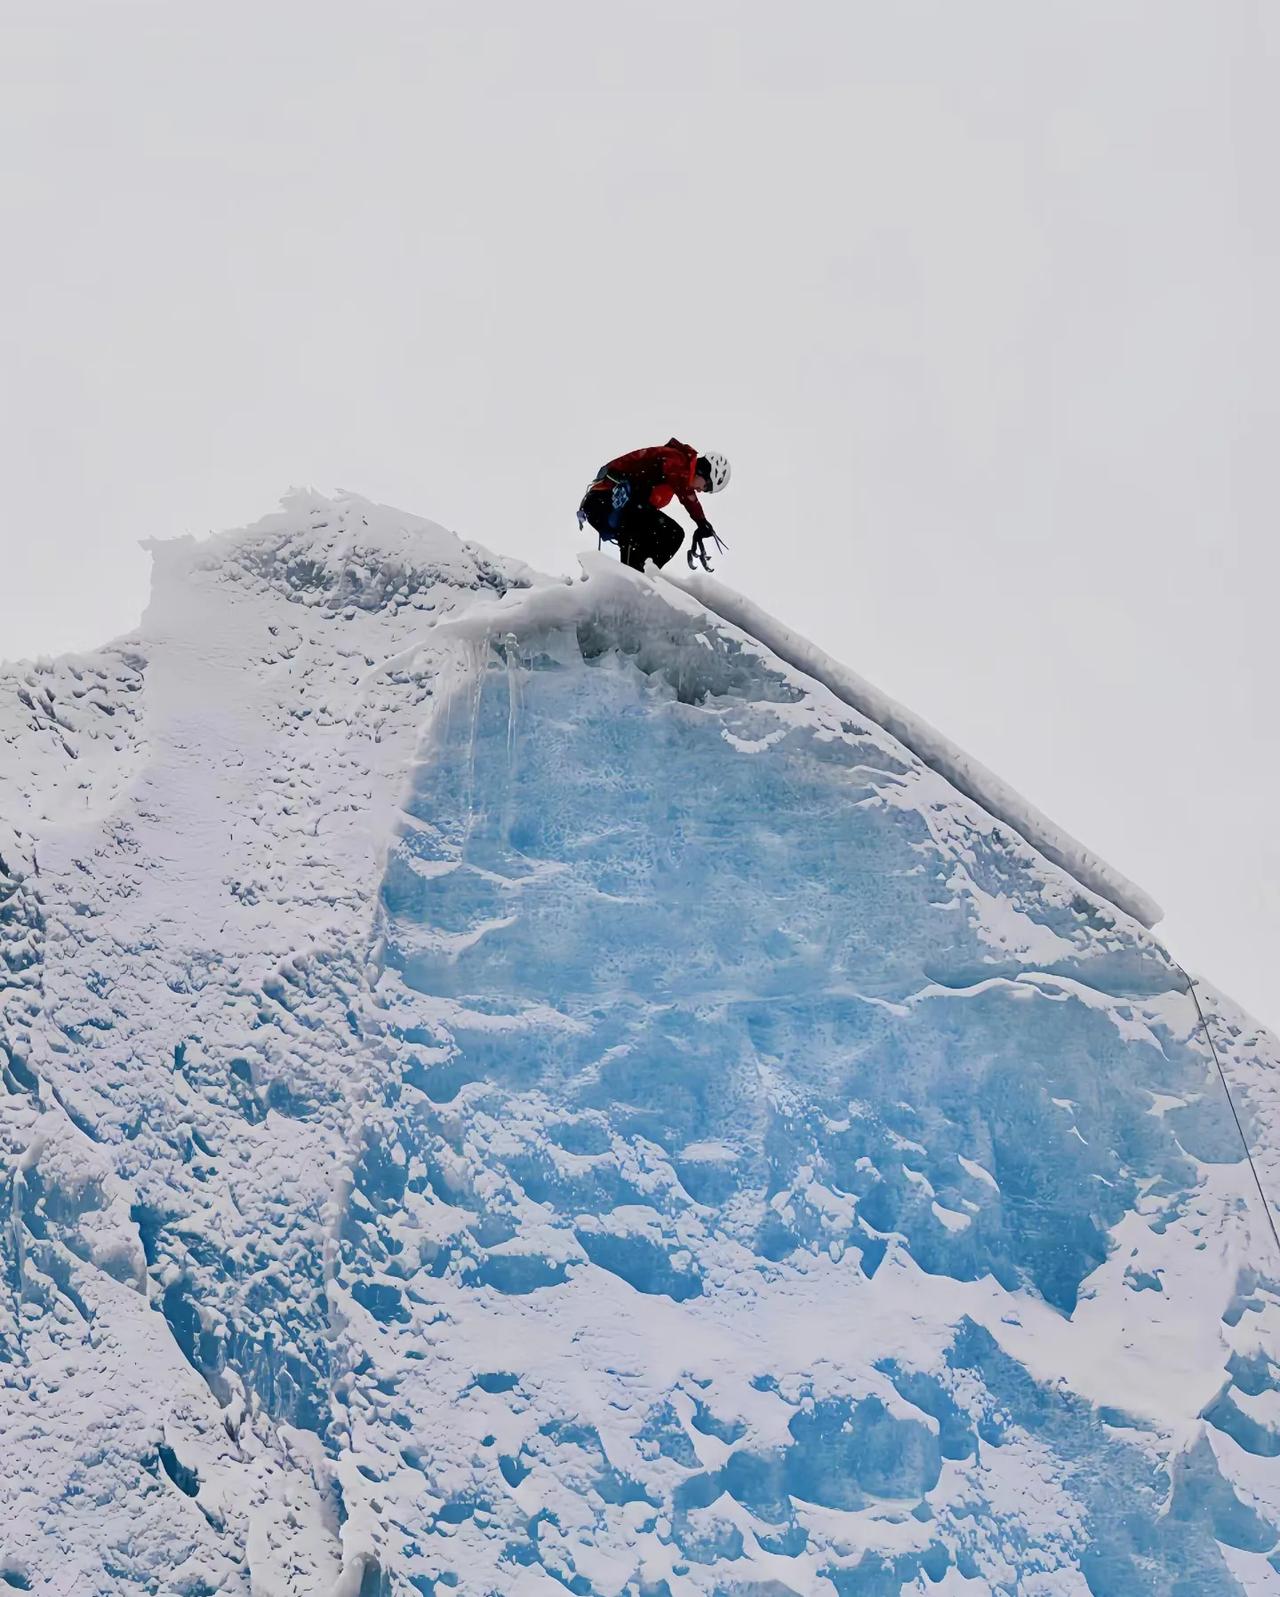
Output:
[
  {"xmin": 2, "ymin": 492, "xmax": 1278, "ymax": 1595},
  {"xmin": 660, "ymin": 570, "xmax": 1162, "ymax": 929}
]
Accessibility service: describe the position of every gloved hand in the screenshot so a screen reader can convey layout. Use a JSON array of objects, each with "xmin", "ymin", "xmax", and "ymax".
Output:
[
  {"xmin": 687, "ymin": 524, "xmax": 727, "ymax": 571},
  {"xmin": 611, "ymin": 480, "xmax": 631, "ymax": 511}
]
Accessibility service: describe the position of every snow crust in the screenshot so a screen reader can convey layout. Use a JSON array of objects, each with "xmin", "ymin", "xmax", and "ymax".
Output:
[{"xmin": 2, "ymin": 491, "xmax": 1278, "ymax": 1596}]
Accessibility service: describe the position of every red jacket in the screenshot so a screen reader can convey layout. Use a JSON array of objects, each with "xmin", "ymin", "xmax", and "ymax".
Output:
[{"xmin": 587, "ymin": 438, "xmax": 709, "ymax": 528}]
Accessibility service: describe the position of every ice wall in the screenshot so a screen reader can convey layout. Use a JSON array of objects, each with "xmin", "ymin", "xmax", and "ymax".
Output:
[
  {"xmin": 1, "ymin": 495, "xmax": 1277, "ymax": 1597},
  {"xmin": 352, "ymin": 597, "xmax": 1276, "ymax": 1594}
]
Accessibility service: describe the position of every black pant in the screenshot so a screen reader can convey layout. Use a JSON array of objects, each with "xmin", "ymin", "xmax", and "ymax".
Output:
[{"xmin": 581, "ymin": 491, "xmax": 684, "ymax": 571}]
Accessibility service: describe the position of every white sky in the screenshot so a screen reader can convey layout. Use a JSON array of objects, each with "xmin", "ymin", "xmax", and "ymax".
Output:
[{"xmin": 1, "ymin": 2, "xmax": 1276, "ymax": 1029}]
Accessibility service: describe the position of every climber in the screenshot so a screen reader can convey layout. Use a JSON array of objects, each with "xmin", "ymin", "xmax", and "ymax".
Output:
[{"xmin": 577, "ymin": 439, "xmax": 730, "ymax": 572}]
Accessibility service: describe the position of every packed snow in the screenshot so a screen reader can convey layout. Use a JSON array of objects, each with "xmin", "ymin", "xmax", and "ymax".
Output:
[{"xmin": 1, "ymin": 491, "xmax": 1278, "ymax": 1595}]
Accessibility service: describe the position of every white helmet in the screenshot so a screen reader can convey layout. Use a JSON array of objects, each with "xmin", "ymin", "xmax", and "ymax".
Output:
[{"xmin": 699, "ymin": 451, "xmax": 731, "ymax": 493}]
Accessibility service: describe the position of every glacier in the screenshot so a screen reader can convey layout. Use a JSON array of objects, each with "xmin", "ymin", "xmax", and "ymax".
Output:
[{"xmin": 1, "ymin": 490, "xmax": 1278, "ymax": 1597}]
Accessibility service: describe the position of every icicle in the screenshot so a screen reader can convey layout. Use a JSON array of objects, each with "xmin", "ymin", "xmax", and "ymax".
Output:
[
  {"xmin": 501, "ymin": 631, "xmax": 525, "ymax": 853},
  {"xmin": 503, "ymin": 632, "xmax": 522, "ymax": 762},
  {"xmin": 460, "ymin": 637, "xmax": 486, "ymax": 859}
]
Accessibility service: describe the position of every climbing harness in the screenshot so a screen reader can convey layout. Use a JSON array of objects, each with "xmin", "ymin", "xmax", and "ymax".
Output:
[{"xmin": 577, "ymin": 464, "xmax": 629, "ymax": 542}]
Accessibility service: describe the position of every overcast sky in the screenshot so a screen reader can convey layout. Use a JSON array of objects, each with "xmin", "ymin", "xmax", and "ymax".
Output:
[{"xmin": 1, "ymin": 1, "xmax": 1276, "ymax": 1029}]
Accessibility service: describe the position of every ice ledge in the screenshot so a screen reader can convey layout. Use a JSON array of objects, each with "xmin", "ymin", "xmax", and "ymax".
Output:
[{"xmin": 665, "ymin": 568, "xmax": 1163, "ymax": 928}]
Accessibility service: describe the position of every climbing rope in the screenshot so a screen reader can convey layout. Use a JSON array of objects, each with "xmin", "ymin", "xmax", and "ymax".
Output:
[{"xmin": 1178, "ymin": 965, "xmax": 1280, "ymax": 1261}]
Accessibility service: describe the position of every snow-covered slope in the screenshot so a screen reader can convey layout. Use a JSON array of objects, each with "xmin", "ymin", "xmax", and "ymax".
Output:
[{"xmin": 2, "ymin": 492, "xmax": 1278, "ymax": 1596}]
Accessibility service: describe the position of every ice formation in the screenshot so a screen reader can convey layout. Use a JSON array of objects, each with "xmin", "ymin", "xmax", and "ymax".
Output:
[{"xmin": 2, "ymin": 491, "xmax": 1278, "ymax": 1596}]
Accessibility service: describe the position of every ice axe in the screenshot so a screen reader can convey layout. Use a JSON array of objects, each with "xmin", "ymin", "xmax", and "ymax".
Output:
[{"xmin": 687, "ymin": 526, "xmax": 727, "ymax": 572}]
